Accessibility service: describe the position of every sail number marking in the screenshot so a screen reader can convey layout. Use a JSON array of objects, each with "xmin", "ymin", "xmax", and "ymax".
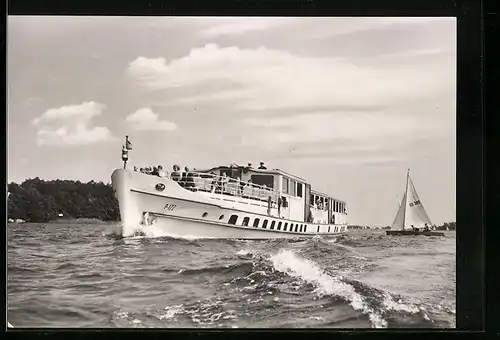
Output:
[
  {"xmin": 409, "ymin": 200, "xmax": 421, "ymax": 207},
  {"xmin": 164, "ymin": 204, "xmax": 177, "ymax": 211}
]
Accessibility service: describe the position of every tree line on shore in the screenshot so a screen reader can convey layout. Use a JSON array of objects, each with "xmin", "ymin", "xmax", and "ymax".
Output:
[
  {"xmin": 348, "ymin": 222, "xmax": 456, "ymax": 230},
  {"xmin": 7, "ymin": 178, "xmax": 120, "ymax": 223}
]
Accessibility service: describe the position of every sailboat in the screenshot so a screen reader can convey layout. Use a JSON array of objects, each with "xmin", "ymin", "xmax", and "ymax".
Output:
[{"xmin": 386, "ymin": 169, "xmax": 444, "ymax": 236}]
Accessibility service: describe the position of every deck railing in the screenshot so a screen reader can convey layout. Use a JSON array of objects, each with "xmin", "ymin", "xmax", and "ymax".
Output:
[{"xmin": 173, "ymin": 171, "xmax": 280, "ymax": 203}]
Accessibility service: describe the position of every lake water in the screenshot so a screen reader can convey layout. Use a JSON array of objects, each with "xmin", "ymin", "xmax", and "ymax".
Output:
[{"xmin": 7, "ymin": 223, "xmax": 455, "ymax": 328}]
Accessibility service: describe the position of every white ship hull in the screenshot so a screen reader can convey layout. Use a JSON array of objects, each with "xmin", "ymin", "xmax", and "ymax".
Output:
[{"xmin": 111, "ymin": 169, "xmax": 348, "ymax": 239}]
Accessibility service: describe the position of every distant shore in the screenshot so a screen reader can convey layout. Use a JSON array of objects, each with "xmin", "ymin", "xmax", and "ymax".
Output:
[{"xmin": 49, "ymin": 218, "xmax": 117, "ymax": 225}]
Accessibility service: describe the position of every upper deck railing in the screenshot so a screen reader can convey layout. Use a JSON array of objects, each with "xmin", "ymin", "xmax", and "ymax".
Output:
[{"xmin": 166, "ymin": 171, "xmax": 281, "ymax": 203}]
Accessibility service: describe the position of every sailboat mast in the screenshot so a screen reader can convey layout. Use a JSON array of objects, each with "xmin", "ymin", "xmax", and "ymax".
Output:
[{"xmin": 402, "ymin": 169, "xmax": 410, "ymax": 229}]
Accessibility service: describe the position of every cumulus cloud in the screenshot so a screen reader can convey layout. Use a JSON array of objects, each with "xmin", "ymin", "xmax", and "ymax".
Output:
[
  {"xmin": 32, "ymin": 101, "xmax": 115, "ymax": 146},
  {"xmin": 125, "ymin": 108, "xmax": 177, "ymax": 132},
  {"xmin": 126, "ymin": 43, "xmax": 453, "ymax": 111}
]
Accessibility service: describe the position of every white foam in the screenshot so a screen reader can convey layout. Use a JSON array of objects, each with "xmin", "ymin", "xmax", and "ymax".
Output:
[
  {"xmin": 159, "ymin": 304, "xmax": 184, "ymax": 320},
  {"xmin": 382, "ymin": 293, "xmax": 420, "ymax": 314},
  {"xmin": 236, "ymin": 249, "xmax": 251, "ymax": 256},
  {"xmin": 270, "ymin": 249, "xmax": 388, "ymax": 328}
]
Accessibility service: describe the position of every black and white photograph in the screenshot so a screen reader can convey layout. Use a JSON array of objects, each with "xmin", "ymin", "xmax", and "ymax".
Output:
[{"xmin": 7, "ymin": 16, "xmax": 456, "ymax": 328}]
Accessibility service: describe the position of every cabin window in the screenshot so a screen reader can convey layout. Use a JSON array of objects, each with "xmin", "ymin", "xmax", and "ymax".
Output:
[
  {"xmin": 304, "ymin": 225, "xmax": 307, "ymax": 232},
  {"xmin": 242, "ymin": 217, "xmax": 250, "ymax": 226},
  {"xmin": 219, "ymin": 214, "xmax": 224, "ymax": 220},
  {"xmin": 270, "ymin": 221, "xmax": 276, "ymax": 229},
  {"xmin": 293, "ymin": 224, "xmax": 297, "ymax": 232},
  {"xmin": 220, "ymin": 169, "xmax": 233, "ymax": 178},
  {"xmin": 328, "ymin": 226, "xmax": 331, "ymax": 233},
  {"xmin": 299, "ymin": 225, "xmax": 303, "ymax": 232},
  {"xmin": 297, "ymin": 183, "xmax": 303, "ymax": 198},
  {"xmin": 277, "ymin": 222, "xmax": 282, "ymax": 230},
  {"xmin": 253, "ymin": 218, "xmax": 260, "ymax": 228},
  {"xmin": 284, "ymin": 222, "xmax": 288, "ymax": 231},
  {"xmin": 334, "ymin": 226, "xmax": 337, "ymax": 232},
  {"xmin": 290, "ymin": 180, "xmax": 296, "ymax": 196},
  {"xmin": 282, "ymin": 177, "xmax": 289, "ymax": 194},
  {"xmin": 202, "ymin": 212, "xmax": 208, "ymax": 217},
  {"xmin": 251, "ymin": 174, "xmax": 274, "ymax": 189},
  {"xmin": 317, "ymin": 226, "xmax": 320, "ymax": 232},
  {"xmin": 228, "ymin": 215, "xmax": 238, "ymax": 225},
  {"xmin": 262, "ymin": 220, "xmax": 268, "ymax": 228}
]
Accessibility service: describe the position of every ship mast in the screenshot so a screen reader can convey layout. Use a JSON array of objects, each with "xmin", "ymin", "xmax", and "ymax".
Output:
[{"xmin": 402, "ymin": 168, "xmax": 410, "ymax": 229}]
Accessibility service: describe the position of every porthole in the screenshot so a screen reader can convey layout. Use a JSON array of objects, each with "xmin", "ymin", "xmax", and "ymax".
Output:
[
  {"xmin": 202, "ymin": 212, "xmax": 208, "ymax": 218},
  {"xmin": 228, "ymin": 215, "xmax": 238, "ymax": 225}
]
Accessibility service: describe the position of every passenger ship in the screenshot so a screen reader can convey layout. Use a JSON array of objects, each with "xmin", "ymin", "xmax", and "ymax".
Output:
[{"xmin": 111, "ymin": 137, "xmax": 348, "ymax": 239}]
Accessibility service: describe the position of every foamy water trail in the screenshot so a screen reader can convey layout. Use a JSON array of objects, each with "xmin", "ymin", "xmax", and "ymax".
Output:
[{"xmin": 270, "ymin": 249, "xmax": 388, "ymax": 328}]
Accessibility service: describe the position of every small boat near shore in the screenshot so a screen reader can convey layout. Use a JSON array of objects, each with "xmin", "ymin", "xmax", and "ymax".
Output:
[
  {"xmin": 386, "ymin": 169, "xmax": 444, "ymax": 237},
  {"xmin": 111, "ymin": 136, "xmax": 349, "ymax": 239}
]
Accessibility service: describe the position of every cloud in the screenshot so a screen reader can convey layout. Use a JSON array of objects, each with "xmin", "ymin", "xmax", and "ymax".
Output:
[
  {"xmin": 32, "ymin": 101, "xmax": 115, "ymax": 146},
  {"xmin": 125, "ymin": 108, "xmax": 177, "ymax": 131},
  {"xmin": 305, "ymin": 17, "xmax": 447, "ymax": 40},
  {"xmin": 126, "ymin": 43, "xmax": 453, "ymax": 112},
  {"xmin": 237, "ymin": 111, "xmax": 447, "ymax": 165},
  {"xmin": 199, "ymin": 18, "xmax": 289, "ymax": 38}
]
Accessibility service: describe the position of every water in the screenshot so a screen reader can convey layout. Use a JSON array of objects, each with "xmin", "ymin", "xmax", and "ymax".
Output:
[{"xmin": 7, "ymin": 223, "xmax": 455, "ymax": 328}]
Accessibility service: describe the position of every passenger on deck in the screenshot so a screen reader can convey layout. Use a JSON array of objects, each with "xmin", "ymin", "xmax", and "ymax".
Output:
[
  {"xmin": 171, "ymin": 165, "xmax": 181, "ymax": 182},
  {"xmin": 133, "ymin": 166, "xmax": 138, "ymax": 172},
  {"xmin": 258, "ymin": 162, "xmax": 267, "ymax": 170},
  {"xmin": 152, "ymin": 166, "xmax": 159, "ymax": 176},
  {"xmin": 185, "ymin": 167, "xmax": 195, "ymax": 190},
  {"xmin": 424, "ymin": 223, "xmax": 430, "ymax": 231},
  {"xmin": 140, "ymin": 168, "xmax": 145, "ymax": 173},
  {"xmin": 158, "ymin": 165, "xmax": 166, "ymax": 177},
  {"xmin": 235, "ymin": 177, "xmax": 242, "ymax": 195},
  {"xmin": 220, "ymin": 173, "xmax": 228, "ymax": 193},
  {"xmin": 210, "ymin": 172, "xmax": 217, "ymax": 192},
  {"xmin": 180, "ymin": 167, "xmax": 188, "ymax": 187}
]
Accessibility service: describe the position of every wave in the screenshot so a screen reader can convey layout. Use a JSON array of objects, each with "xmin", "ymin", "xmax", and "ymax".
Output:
[{"xmin": 177, "ymin": 262, "xmax": 254, "ymax": 277}]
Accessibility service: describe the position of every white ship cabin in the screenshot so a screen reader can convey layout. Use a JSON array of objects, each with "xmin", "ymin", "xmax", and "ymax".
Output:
[{"xmin": 179, "ymin": 164, "xmax": 347, "ymax": 226}]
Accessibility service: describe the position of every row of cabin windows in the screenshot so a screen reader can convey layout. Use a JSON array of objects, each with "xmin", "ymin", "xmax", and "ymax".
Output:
[
  {"xmin": 282, "ymin": 177, "xmax": 303, "ymax": 198},
  {"xmin": 311, "ymin": 194, "xmax": 346, "ymax": 213},
  {"xmin": 228, "ymin": 214, "xmax": 309, "ymax": 233}
]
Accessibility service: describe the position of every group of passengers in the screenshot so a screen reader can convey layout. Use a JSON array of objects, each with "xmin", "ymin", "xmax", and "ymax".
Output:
[
  {"xmin": 133, "ymin": 162, "xmax": 272, "ymax": 199},
  {"xmin": 312, "ymin": 198, "xmax": 328, "ymax": 211},
  {"xmin": 134, "ymin": 164, "xmax": 196, "ymax": 186},
  {"xmin": 134, "ymin": 165, "xmax": 167, "ymax": 177}
]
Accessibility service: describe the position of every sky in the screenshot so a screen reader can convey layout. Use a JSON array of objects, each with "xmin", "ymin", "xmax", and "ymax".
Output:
[{"xmin": 7, "ymin": 16, "xmax": 456, "ymax": 226}]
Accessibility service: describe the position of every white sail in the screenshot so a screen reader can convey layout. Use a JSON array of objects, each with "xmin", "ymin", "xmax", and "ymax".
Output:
[
  {"xmin": 390, "ymin": 191, "xmax": 407, "ymax": 230},
  {"xmin": 403, "ymin": 176, "xmax": 433, "ymax": 229}
]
